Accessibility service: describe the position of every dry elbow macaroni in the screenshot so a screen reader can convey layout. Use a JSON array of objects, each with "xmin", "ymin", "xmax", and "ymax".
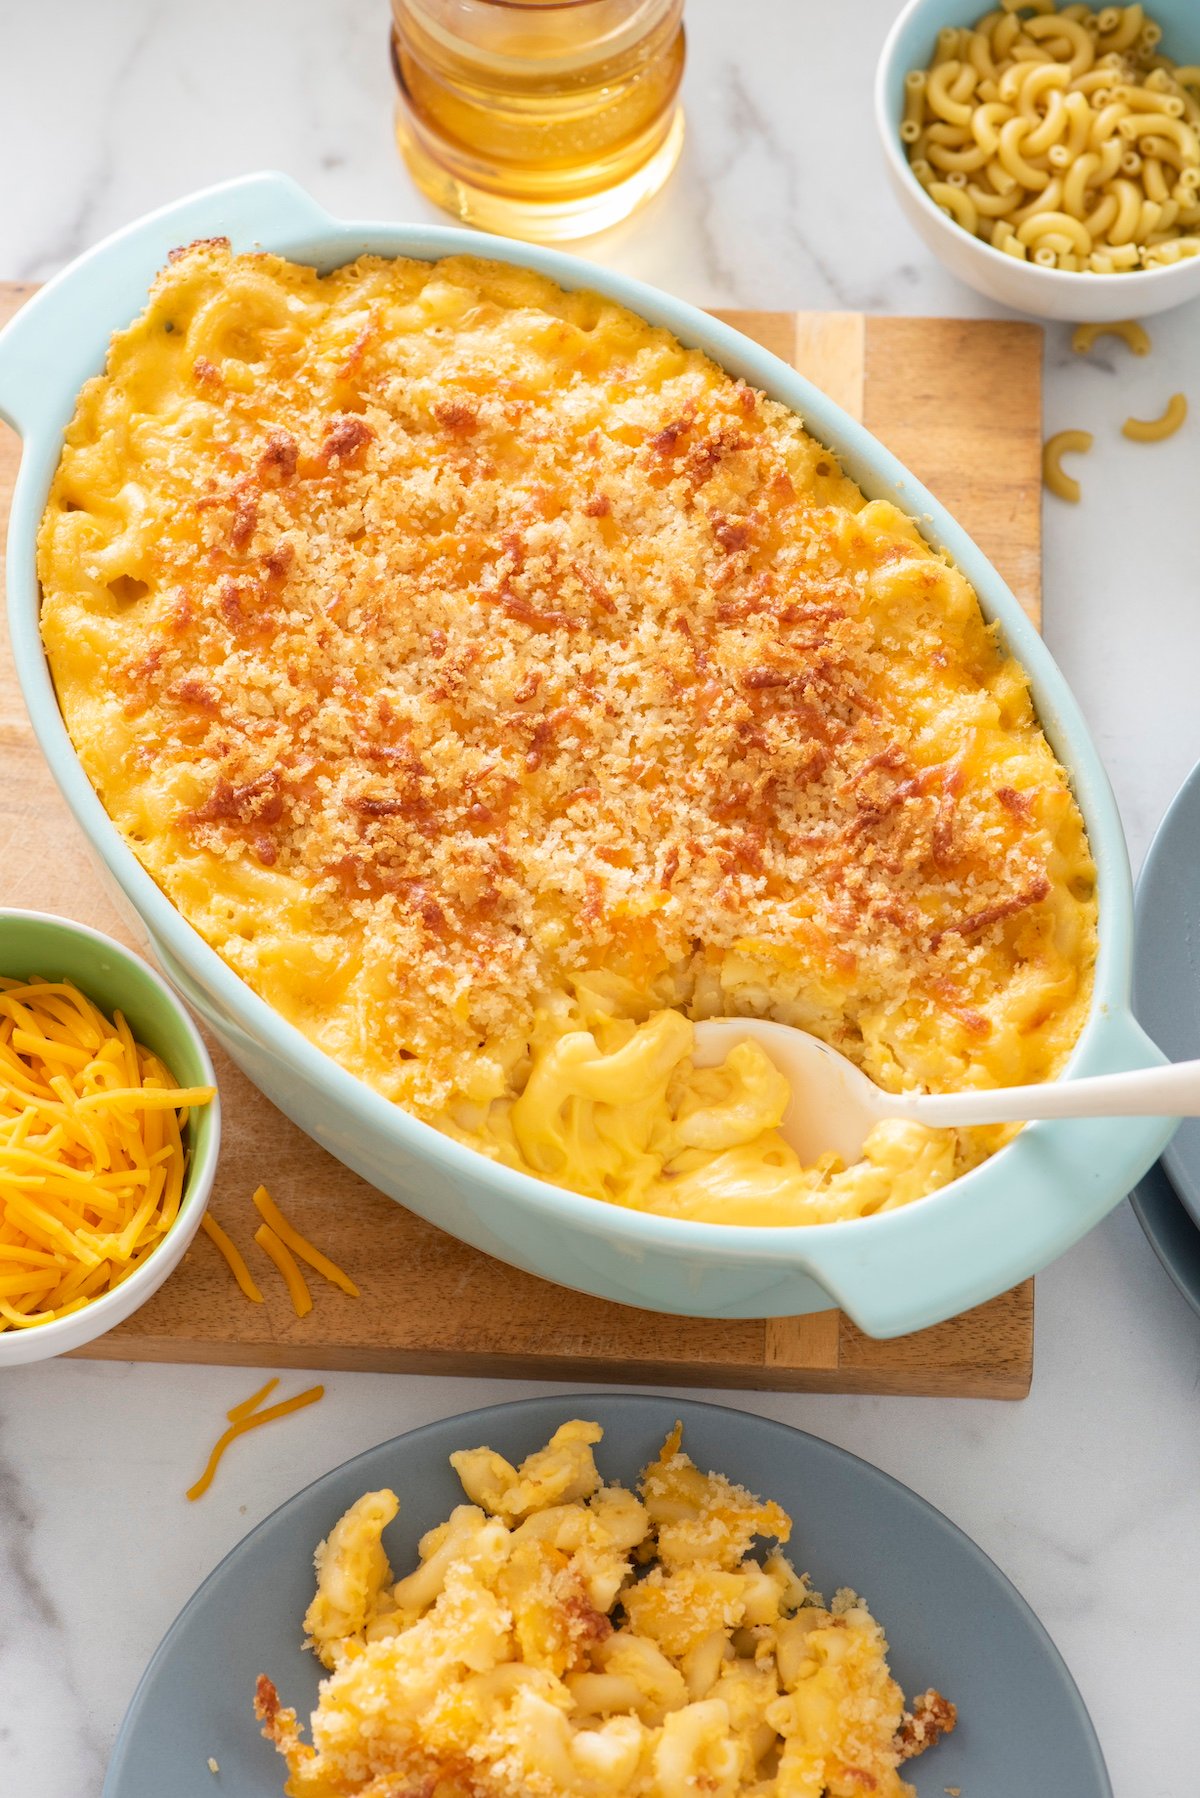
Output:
[
  {"xmin": 1121, "ymin": 389, "xmax": 1188, "ymax": 436},
  {"xmin": 255, "ymin": 1419, "xmax": 957, "ymax": 1797},
  {"xmin": 1056, "ymin": 317, "xmax": 1187, "ymax": 496},
  {"xmin": 1071, "ymin": 316, "xmax": 1152, "ymax": 352},
  {"xmin": 38, "ymin": 245, "xmax": 1097, "ymax": 1229},
  {"xmin": 904, "ymin": 2, "xmax": 1200, "ymax": 272},
  {"xmin": 1043, "ymin": 427, "xmax": 1094, "ymax": 499}
]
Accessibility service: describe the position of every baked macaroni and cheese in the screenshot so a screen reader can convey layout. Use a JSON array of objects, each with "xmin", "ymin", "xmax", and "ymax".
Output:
[
  {"xmin": 38, "ymin": 242, "xmax": 1097, "ymax": 1226},
  {"xmin": 255, "ymin": 1419, "xmax": 956, "ymax": 1797}
]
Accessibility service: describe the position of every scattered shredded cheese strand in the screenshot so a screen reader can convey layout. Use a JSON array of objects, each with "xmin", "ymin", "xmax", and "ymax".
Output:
[
  {"xmin": 250, "ymin": 1184, "xmax": 360, "ymax": 1298},
  {"xmin": 254, "ymin": 1223, "xmax": 313, "ymax": 1318},
  {"xmin": 187, "ymin": 1382, "xmax": 324, "ymax": 1501},
  {"xmin": 73, "ymin": 1084, "xmax": 216, "ymax": 1111},
  {"xmin": 0, "ymin": 976, "xmax": 215, "ymax": 1331},
  {"xmin": 227, "ymin": 1376, "xmax": 280, "ymax": 1423},
  {"xmin": 200, "ymin": 1214, "xmax": 265, "ymax": 1304}
]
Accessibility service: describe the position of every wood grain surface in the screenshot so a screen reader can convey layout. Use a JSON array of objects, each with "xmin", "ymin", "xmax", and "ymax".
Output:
[{"xmin": 0, "ymin": 283, "xmax": 1042, "ymax": 1396}]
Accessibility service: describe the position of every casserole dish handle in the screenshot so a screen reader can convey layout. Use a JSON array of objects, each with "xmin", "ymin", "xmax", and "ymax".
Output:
[
  {"xmin": 0, "ymin": 172, "xmax": 334, "ymax": 437},
  {"xmin": 803, "ymin": 1009, "xmax": 1173, "ymax": 1338}
]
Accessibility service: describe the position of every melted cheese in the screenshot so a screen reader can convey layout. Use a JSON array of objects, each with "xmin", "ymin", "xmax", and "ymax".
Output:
[
  {"xmin": 38, "ymin": 243, "xmax": 1097, "ymax": 1225},
  {"xmin": 256, "ymin": 1419, "xmax": 957, "ymax": 1796}
]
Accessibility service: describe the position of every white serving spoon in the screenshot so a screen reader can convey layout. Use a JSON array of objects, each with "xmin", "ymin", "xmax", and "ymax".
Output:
[{"xmin": 691, "ymin": 1017, "xmax": 1200, "ymax": 1166}]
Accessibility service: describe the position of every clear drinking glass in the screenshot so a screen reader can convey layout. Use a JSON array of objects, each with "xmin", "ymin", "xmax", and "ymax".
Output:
[{"xmin": 390, "ymin": 0, "xmax": 685, "ymax": 241}]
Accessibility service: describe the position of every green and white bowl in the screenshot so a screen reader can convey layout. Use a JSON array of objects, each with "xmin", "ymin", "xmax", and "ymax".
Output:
[{"xmin": 0, "ymin": 909, "xmax": 219, "ymax": 1366}]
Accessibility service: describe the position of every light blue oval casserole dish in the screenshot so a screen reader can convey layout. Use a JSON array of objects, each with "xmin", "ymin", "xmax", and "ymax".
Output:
[{"xmin": 0, "ymin": 172, "xmax": 1175, "ymax": 1336}]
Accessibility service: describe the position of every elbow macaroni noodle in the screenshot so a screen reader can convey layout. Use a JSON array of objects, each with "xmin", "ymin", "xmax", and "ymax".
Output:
[
  {"xmin": 1121, "ymin": 389, "xmax": 1188, "ymax": 436},
  {"xmin": 1045, "ymin": 318, "xmax": 1186, "ymax": 500},
  {"xmin": 904, "ymin": 3, "xmax": 1200, "ymax": 272},
  {"xmin": 1071, "ymin": 315, "xmax": 1152, "ymax": 350},
  {"xmin": 38, "ymin": 245, "xmax": 1097, "ymax": 1230},
  {"xmin": 1042, "ymin": 428, "xmax": 1094, "ymax": 499},
  {"xmin": 256, "ymin": 1419, "xmax": 957, "ymax": 1797}
]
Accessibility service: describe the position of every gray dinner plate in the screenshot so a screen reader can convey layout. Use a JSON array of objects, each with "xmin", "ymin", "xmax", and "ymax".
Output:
[
  {"xmin": 1130, "ymin": 757, "xmax": 1200, "ymax": 1314},
  {"xmin": 1134, "ymin": 758, "xmax": 1200, "ymax": 1222},
  {"xmin": 103, "ymin": 1394, "xmax": 1109, "ymax": 1797},
  {"xmin": 1129, "ymin": 1157, "xmax": 1200, "ymax": 1319}
]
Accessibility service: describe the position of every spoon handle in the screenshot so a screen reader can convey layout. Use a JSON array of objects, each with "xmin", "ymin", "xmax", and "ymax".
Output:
[{"xmin": 903, "ymin": 1059, "xmax": 1200, "ymax": 1128}]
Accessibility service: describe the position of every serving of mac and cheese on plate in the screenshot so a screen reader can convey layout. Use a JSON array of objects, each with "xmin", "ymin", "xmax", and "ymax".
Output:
[
  {"xmin": 38, "ymin": 241, "xmax": 1096, "ymax": 1228},
  {"xmin": 255, "ymin": 1417, "xmax": 955, "ymax": 1797}
]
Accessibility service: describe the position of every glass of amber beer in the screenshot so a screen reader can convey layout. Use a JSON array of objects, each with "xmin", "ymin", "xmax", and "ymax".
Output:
[{"xmin": 390, "ymin": 0, "xmax": 685, "ymax": 240}]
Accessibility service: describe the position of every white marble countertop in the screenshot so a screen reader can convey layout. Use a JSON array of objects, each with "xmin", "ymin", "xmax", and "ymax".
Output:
[{"xmin": 2, "ymin": 2, "xmax": 1199, "ymax": 1793}]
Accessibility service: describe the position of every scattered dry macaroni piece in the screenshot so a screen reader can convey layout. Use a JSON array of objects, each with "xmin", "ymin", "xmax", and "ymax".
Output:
[
  {"xmin": 1043, "ymin": 428, "xmax": 1095, "ymax": 500},
  {"xmin": 1071, "ymin": 317, "xmax": 1152, "ymax": 353},
  {"xmin": 39, "ymin": 243, "xmax": 1097, "ymax": 1229},
  {"xmin": 904, "ymin": 4, "xmax": 1200, "ymax": 274},
  {"xmin": 1122, "ymin": 390, "xmax": 1188, "ymax": 436},
  {"xmin": 256, "ymin": 1420, "xmax": 956, "ymax": 1797},
  {"xmin": 187, "ymin": 1379, "xmax": 324, "ymax": 1501},
  {"xmin": 200, "ymin": 1212, "xmax": 264, "ymax": 1304},
  {"xmin": 0, "ymin": 976, "xmax": 213, "ymax": 1330},
  {"xmin": 254, "ymin": 1223, "xmax": 313, "ymax": 1319},
  {"xmin": 250, "ymin": 1185, "xmax": 359, "ymax": 1297}
]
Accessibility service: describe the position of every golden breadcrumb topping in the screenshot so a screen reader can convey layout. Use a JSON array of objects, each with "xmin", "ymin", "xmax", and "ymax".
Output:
[
  {"xmin": 256, "ymin": 1419, "xmax": 956, "ymax": 1796},
  {"xmin": 39, "ymin": 243, "xmax": 1095, "ymax": 1220}
]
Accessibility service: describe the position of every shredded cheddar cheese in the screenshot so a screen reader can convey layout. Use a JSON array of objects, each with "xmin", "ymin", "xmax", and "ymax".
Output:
[
  {"xmin": 187, "ymin": 1378, "xmax": 324, "ymax": 1501},
  {"xmin": 200, "ymin": 1212, "xmax": 264, "ymax": 1303},
  {"xmin": 0, "ymin": 976, "xmax": 214, "ymax": 1331},
  {"xmin": 254, "ymin": 1222, "xmax": 313, "ymax": 1318},
  {"xmin": 229, "ymin": 1375, "xmax": 280, "ymax": 1421},
  {"xmin": 250, "ymin": 1184, "xmax": 359, "ymax": 1297}
]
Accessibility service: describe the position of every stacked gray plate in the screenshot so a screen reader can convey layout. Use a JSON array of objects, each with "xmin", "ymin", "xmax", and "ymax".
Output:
[
  {"xmin": 1131, "ymin": 761, "xmax": 1200, "ymax": 1316},
  {"xmin": 103, "ymin": 1393, "xmax": 1110, "ymax": 1795}
]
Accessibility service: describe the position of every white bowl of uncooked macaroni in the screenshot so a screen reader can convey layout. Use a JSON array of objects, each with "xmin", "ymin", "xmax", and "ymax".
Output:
[{"xmin": 876, "ymin": 0, "xmax": 1200, "ymax": 320}]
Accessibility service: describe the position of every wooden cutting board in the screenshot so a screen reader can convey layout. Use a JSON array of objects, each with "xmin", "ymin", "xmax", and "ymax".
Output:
[{"xmin": 0, "ymin": 284, "xmax": 1043, "ymax": 1396}]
